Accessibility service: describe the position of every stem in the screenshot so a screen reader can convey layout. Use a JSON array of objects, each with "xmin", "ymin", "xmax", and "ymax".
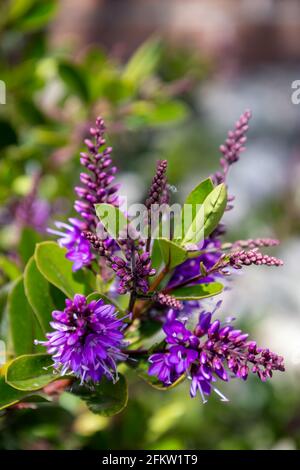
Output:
[
  {"xmin": 163, "ymin": 259, "xmax": 224, "ymax": 293},
  {"xmin": 128, "ymin": 292, "xmax": 137, "ymax": 313},
  {"xmin": 146, "ymin": 213, "xmax": 152, "ymax": 253},
  {"xmin": 128, "ymin": 244, "xmax": 137, "ymax": 313},
  {"xmin": 132, "ymin": 265, "xmax": 170, "ymax": 319},
  {"xmin": 149, "ymin": 265, "xmax": 169, "ymax": 292}
]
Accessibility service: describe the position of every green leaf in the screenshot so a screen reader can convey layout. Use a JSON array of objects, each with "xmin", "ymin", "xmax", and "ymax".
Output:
[
  {"xmin": 95, "ymin": 203, "xmax": 128, "ymax": 240},
  {"xmin": 35, "ymin": 242, "xmax": 86, "ymax": 298},
  {"xmin": 150, "ymin": 239, "xmax": 163, "ymax": 272},
  {"xmin": 0, "ymin": 374, "xmax": 28, "ymax": 410},
  {"xmin": 203, "ymin": 183, "xmax": 227, "ymax": 239},
  {"xmin": 171, "ymin": 282, "xmax": 223, "ymax": 300},
  {"xmin": 72, "ymin": 374, "xmax": 128, "ymax": 416},
  {"xmin": 7, "ymin": 0, "xmax": 36, "ymax": 22},
  {"xmin": 136, "ymin": 359, "xmax": 185, "ymax": 391},
  {"xmin": 19, "ymin": 227, "xmax": 42, "ymax": 265},
  {"xmin": 180, "ymin": 183, "xmax": 227, "ymax": 246},
  {"xmin": 127, "ymin": 100, "xmax": 189, "ymax": 128},
  {"xmin": 8, "ymin": 278, "xmax": 36, "ymax": 355},
  {"xmin": 86, "ymin": 292, "xmax": 125, "ymax": 315},
  {"xmin": 11, "ymin": 0, "xmax": 57, "ymax": 31},
  {"xmin": 24, "ymin": 257, "xmax": 55, "ymax": 334},
  {"xmin": 5, "ymin": 353, "xmax": 56, "ymax": 391},
  {"xmin": 185, "ymin": 178, "xmax": 214, "ymax": 205},
  {"xmin": 58, "ymin": 61, "xmax": 89, "ymax": 102},
  {"xmin": 0, "ymin": 256, "xmax": 21, "ymax": 281},
  {"xmin": 0, "ymin": 282, "xmax": 13, "ymax": 324},
  {"xmin": 123, "ymin": 37, "xmax": 162, "ymax": 85},
  {"xmin": 157, "ymin": 238, "xmax": 187, "ymax": 269}
]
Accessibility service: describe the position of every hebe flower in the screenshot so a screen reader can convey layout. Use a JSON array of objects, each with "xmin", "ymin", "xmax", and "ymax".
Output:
[
  {"xmin": 148, "ymin": 310, "xmax": 285, "ymax": 403},
  {"xmin": 145, "ymin": 159, "xmax": 168, "ymax": 208},
  {"xmin": 48, "ymin": 117, "xmax": 120, "ymax": 271},
  {"xmin": 212, "ymin": 109, "xmax": 252, "ymax": 185},
  {"xmin": 37, "ymin": 295, "xmax": 128, "ymax": 384},
  {"xmin": 228, "ymin": 249, "xmax": 283, "ymax": 268},
  {"xmin": 75, "ymin": 117, "xmax": 120, "ymax": 225},
  {"xmin": 48, "ymin": 218, "xmax": 92, "ymax": 271},
  {"xmin": 83, "ymin": 230, "xmax": 156, "ymax": 294}
]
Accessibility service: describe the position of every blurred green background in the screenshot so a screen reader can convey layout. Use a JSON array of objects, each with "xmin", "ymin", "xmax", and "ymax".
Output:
[{"xmin": 1, "ymin": 0, "xmax": 300, "ymax": 450}]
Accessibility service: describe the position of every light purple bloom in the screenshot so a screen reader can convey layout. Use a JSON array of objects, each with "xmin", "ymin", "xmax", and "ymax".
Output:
[
  {"xmin": 37, "ymin": 294, "xmax": 128, "ymax": 383},
  {"xmin": 148, "ymin": 352, "xmax": 176, "ymax": 385},
  {"xmin": 48, "ymin": 218, "xmax": 92, "ymax": 271}
]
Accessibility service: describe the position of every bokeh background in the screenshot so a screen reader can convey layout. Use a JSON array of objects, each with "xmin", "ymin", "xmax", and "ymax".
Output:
[{"xmin": 1, "ymin": 0, "xmax": 300, "ymax": 450}]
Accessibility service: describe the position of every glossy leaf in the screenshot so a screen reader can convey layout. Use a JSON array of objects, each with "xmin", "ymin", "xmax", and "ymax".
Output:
[
  {"xmin": 19, "ymin": 227, "xmax": 42, "ymax": 265},
  {"xmin": 72, "ymin": 374, "xmax": 128, "ymax": 417},
  {"xmin": 8, "ymin": 277, "xmax": 36, "ymax": 355},
  {"xmin": 157, "ymin": 238, "xmax": 187, "ymax": 269},
  {"xmin": 185, "ymin": 178, "xmax": 214, "ymax": 205},
  {"xmin": 180, "ymin": 183, "xmax": 227, "ymax": 246},
  {"xmin": 6, "ymin": 353, "xmax": 56, "ymax": 391},
  {"xmin": 150, "ymin": 239, "xmax": 163, "ymax": 272},
  {"xmin": 203, "ymin": 183, "xmax": 227, "ymax": 238},
  {"xmin": 0, "ymin": 374, "xmax": 28, "ymax": 410},
  {"xmin": 171, "ymin": 282, "xmax": 223, "ymax": 300},
  {"xmin": 35, "ymin": 242, "xmax": 86, "ymax": 298},
  {"xmin": 24, "ymin": 257, "xmax": 55, "ymax": 334}
]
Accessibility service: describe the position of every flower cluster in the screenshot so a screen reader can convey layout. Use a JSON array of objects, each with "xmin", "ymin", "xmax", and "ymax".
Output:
[
  {"xmin": 228, "ymin": 249, "xmax": 284, "ymax": 269},
  {"xmin": 212, "ymin": 109, "xmax": 252, "ymax": 185},
  {"xmin": 149, "ymin": 310, "xmax": 285, "ymax": 402},
  {"xmin": 233, "ymin": 238, "xmax": 280, "ymax": 249},
  {"xmin": 41, "ymin": 111, "xmax": 286, "ymax": 404},
  {"xmin": 83, "ymin": 230, "xmax": 156, "ymax": 294},
  {"xmin": 48, "ymin": 117, "xmax": 120, "ymax": 271},
  {"xmin": 75, "ymin": 117, "xmax": 120, "ymax": 225},
  {"xmin": 37, "ymin": 294, "xmax": 128, "ymax": 383},
  {"xmin": 145, "ymin": 159, "xmax": 168, "ymax": 208},
  {"xmin": 154, "ymin": 292, "xmax": 183, "ymax": 311}
]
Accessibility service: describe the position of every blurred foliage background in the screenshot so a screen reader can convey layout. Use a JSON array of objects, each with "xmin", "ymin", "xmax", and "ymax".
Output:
[{"xmin": 1, "ymin": 0, "xmax": 300, "ymax": 450}]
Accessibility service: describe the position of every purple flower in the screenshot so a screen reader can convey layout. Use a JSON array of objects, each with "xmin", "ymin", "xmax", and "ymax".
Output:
[
  {"xmin": 168, "ymin": 346, "xmax": 198, "ymax": 374},
  {"xmin": 48, "ymin": 218, "xmax": 92, "ymax": 271},
  {"xmin": 148, "ymin": 352, "xmax": 177, "ymax": 385},
  {"xmin": 75, "ymin": 117, "xmax": 120, "ymax": 227},
  {"xmin": 37, "ymin": 294, "xmax": 128, "ymax": 384},
  {"xmin": 212, "ymin": 109, "xmax": 252, "ymax": 185},
  {"xmin": 83, "ymin": 231, "xmax": 156, "ymax": 295},
  {"xmin": 48, "ymin": 117, "xmax": 120, "ymax": 271},
  {"xmin": 148, "ymin": 309, "xmax": 285, "ymax": 403},
  {"xmin": 163, "ymin": 320, "xmax": 194, "ymax": 345}
]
